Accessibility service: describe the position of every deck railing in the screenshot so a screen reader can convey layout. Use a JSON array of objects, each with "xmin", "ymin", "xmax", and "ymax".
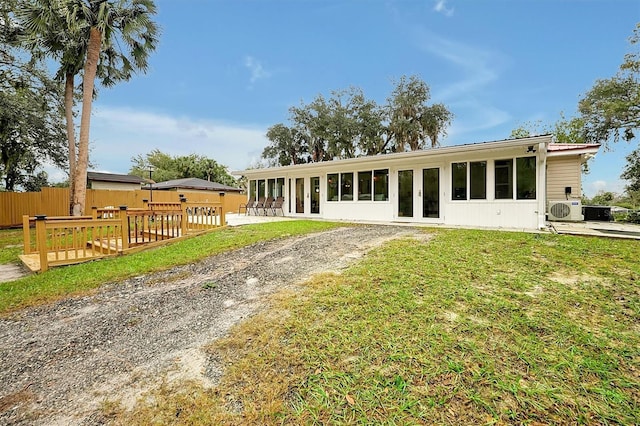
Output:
[{"xmin": 21, "ymin": 197, "xmax": 226, "ymax": 272}]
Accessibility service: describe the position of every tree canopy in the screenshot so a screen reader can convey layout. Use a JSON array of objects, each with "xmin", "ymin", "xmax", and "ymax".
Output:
[
  {"xmin": 17, "ymin": 0, "xmax": 159, "ymax": 214},
  {"xmin": 129, "ymin": 150, "xmax": 237, "ymax": 187},
  {"xmin": 261, "ymin": 75, "xmax": 453, "ymax": 167},
  {"xmin": 0, "ymin": 1, "xmax": 67, "ymax": 191},
  {"xmin": 579, "ymin": 23, "xmax": 640, "ymax": 146}
]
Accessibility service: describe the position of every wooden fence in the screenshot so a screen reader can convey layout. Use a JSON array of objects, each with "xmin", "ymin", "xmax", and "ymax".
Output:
[
  {"xmin": 0, "ymin": 187, "xmax": 246, "ymax": 228},
  {"xmin": 20, "ymin": 200, "xmax": 227, "ymax": 272}
]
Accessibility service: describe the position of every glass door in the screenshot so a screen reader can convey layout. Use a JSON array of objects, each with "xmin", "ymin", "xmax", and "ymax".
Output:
[
  {"xmin": 311, "ymin": 176, "xmax": 320, "ymax": 214},
  {"xmin": 295, "ymin": 178, "xmax": 305, "ymax": 213},
  {"xmin": 422, "ymin": 168, "xmax": 440, "ymax": 218},
  {"xmin": 398, "ymin": 170, "xmax": 413, "ymax": 218}
]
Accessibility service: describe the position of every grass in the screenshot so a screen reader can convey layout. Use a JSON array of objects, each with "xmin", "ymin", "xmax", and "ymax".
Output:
[
  {"xmin": 0, "ymin": 228, "xmax": 26, "ymax": 264},
  {"xmin": 0, "ymin": 220, "xmax": 343, "ymax": 315},
  {"xmin": 113, "ymin": 228, "xmax": 640, "ymax": 425}
]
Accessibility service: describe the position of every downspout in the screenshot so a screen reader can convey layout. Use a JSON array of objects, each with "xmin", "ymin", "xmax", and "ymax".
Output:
[{"xmin": 537, "ymin": 141, "xmax": 548, "ymax": 230}]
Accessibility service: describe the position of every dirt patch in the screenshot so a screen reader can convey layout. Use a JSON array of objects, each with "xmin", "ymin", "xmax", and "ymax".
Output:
[{"xmin": 0, "ymin": 225, "xmax": 421, "ymax": 425}]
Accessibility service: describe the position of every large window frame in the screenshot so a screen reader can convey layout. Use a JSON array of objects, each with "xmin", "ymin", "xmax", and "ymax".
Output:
[
  {"xmin": 373, "ymin": 169, "xmax": 389, "ymax": 201},
  {"xmin": 451, "ymin": 162, "xmax": 467, "ymax": 200},
  {"xmin": 327, "ymin": 174, "xmax": 339, "ymax": 201},
  {"xmin": 341, "ymin": 172, "xmax": 354, "ymax": 201},
  {"xmin": 358, "ymin": 171, "xmax": 372, "ymax": 201},
  {"xmin": 516, "ymin": 156, "xmax": 537, "ymax": 200},
  {"xmin": 470, "ymin": 161, "xmax": 487, "ymax": 200},
  {"xmin": 494, "ymin": 159, "xmax": 513, "ymax": 200}
]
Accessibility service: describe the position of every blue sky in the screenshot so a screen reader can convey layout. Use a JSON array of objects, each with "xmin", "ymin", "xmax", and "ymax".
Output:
[{"xmin": 54, "ymin": 0, "xmax": 639, "ymax": 197}]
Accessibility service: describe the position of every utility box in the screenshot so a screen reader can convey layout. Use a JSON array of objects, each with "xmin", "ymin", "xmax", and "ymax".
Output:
[{"xmin": 582, "ymin": 206, "xmax": 613, "ymax": 221}]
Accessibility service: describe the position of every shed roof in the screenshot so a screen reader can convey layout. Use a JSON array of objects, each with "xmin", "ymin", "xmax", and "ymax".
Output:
[
  {"xmin": 149, "ymin": 177, "xmax": 241, "ymax": 192},
  {"xmin": 87, "ymin": 171, "xmax": 146, "ymax": 184}
]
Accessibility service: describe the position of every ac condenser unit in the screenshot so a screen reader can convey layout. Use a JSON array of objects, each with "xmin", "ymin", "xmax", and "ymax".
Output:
[{"xmin": 548, "ymin": 200, "xmax": 583, "ymax": 221}]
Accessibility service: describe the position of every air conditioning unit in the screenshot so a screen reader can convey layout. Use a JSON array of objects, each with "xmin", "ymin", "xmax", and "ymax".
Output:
[{"xmin": 548, "ymin": 200, "xmax": 583, "ymax": 221}]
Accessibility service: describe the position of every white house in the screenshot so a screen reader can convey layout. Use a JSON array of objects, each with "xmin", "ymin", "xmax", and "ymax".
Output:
[{"xmin": 235, "ymin": 135, "xmax": 600, "ymax": 230}]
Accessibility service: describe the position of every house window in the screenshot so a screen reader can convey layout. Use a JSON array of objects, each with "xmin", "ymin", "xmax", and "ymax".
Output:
[
  {"xmin": 327, "ymin": 174, "xmax": 338, "ymax": 201},
  {"xmin": 257, "ymin": 180, "xmax": 266, "ymax": 200},
  {"xmin": 374, "ymin": 169, "xmax": 388, "ymax": 201},
  {"xmin": 249, "ymin": 180, "xmax": 256, "ymax": 199},
  {"xmin": 495, "ymin": 159, "xmax": 513, "ymax": 199},
  {"xmin": 451, "ymin": 162, "xmax": 467, "ymax": 200},
  {"xmin": 470, "ymin": 161, "xmax": 487, "ymax": 200},
  {"xmin": 267, "ymin": 179, "xmax": 275, "ymax": 198},
  {"xmin": 358, "ymin": 171, "xmax": 372, "ymax": 200},
  {"xmin": 341, "ymin": 172, "xmax": 354, "ymax": 201},
  {"xmin": 276, "ymin": 178, "xmax": 285, "ymax": 198},
  {"xmin": 516, "ymin": 156, "xmax": 536, "ymax": 199}
]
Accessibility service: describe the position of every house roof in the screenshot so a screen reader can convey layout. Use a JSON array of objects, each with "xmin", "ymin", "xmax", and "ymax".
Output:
[
  {"xmin": 149, "ymin": 177, "xmax": 241, "ymax": 192},
  {"xmin": 87, "ymin": 171, "xmax": 146, "ymax": 184},
  {"xmin": 547, "ymin": 143, "xmax": 601, "ymax": 152},
  {"xmin": 234, "ymin": 135, "xmax": 557, "ymax": 177},
  {"xmin": 547, "ymin": 143, "xmax": 601, "ymax": 159}
]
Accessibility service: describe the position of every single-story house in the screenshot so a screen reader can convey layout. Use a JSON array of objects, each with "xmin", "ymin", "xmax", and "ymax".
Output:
[
  {"xmin": 87, "ymin": 171, "xmax": 146, "ymax": 190},
  {"xmin": 234, "ymin": 135, "xmax": 600, "ymax": 230},
  {"xmin": 146, "ymin": 177, "xmax": 243, "ymax": 194}
]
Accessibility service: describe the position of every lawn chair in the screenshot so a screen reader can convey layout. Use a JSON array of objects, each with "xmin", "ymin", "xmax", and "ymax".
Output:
[
  {"xmin": 270, "ymin": 196, "xmax": 284, "ymax": 216},
  {"xmin": 238, "ymin": 196, "xmax": 255, "ymax": 215},
  {"xmin": 261, "ymin": 197, "xmax": 274, "ymax": 216},
  {"xmin": 251, "ymin": 197, "xmax": 266, "ymax": 215}
]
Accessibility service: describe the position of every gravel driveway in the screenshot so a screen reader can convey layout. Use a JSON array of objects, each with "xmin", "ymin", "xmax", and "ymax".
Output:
[{"xmin": 0, "ymin": 224, "xmax": 418, "ymax": 425}]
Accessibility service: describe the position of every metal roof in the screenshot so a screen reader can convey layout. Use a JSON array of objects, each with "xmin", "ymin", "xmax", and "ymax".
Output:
[
  {"xmin": 87, "ymin": 171, "xmax": 146, "ymax": 184},
  {"xmin": 148, "ymin": 177, "xmax": 242, "ymax": 192}
]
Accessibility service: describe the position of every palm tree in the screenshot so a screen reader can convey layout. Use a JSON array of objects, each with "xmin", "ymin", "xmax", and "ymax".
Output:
[
  {"xmin": 19, "ymin": 0, "xmax": 87, "ymax": 212},
  {"xmin": 19, "ymin": 0, "xmax": 159, "ymax": 215}
]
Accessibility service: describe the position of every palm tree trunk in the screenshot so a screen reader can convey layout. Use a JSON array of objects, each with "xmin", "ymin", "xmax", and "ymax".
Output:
[
  {"xmin": 65, "ymin": 71, "xmax": 76, "ymax": 215},
  {"xmin": 72, "ymin": 27, "xmax": 101, "ymax": 216}
]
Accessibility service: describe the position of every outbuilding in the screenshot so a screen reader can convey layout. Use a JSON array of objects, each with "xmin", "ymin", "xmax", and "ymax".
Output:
[{"xmin": 235, "ymin": 135, "xmax": 600, "ymax": 230}]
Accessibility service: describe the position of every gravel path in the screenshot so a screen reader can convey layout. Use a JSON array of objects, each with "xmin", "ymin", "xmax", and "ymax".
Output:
[{"xmin": 0, "ymin": 225, "xmax": 418, "ymax": 425}]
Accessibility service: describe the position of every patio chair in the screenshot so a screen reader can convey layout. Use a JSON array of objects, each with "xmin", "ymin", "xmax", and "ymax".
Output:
[
  {"xmin": 261, "ymin": 197, "xmax": 274, "ymax": 216},
  {"xmin": 251, "ymin": 197, "xmax": 266, "ymax": 215},
  {"xmin": 238, "ymin": 196, "xmax": 255, "ymax": 215},
  {"xmin": 270, "ymin": 196, "xmax": 284, "ymax": 216}
]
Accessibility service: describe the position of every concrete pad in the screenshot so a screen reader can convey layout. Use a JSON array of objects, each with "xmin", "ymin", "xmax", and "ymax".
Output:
[
  {"xmin": 551, "ymin": 221, "xmax": 640, "ymax": 240},
  {"xmin": 0, "ymin": 263, "xmax": 29, "ymax": 283}
]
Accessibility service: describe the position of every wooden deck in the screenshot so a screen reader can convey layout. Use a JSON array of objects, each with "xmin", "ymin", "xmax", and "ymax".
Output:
[{"xmin": 19, "ymin": 250, "xmax": 108, "ymax": 272}]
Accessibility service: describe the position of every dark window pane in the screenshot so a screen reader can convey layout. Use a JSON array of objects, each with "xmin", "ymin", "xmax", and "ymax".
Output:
[
  {"xmin": 516, "ymin": 156, "xmax": 537, "ymax": 199},
  {"xmin": 423, "ymin": 168, "xmax": 439, "ymax": 218},
  {"xmin": 374, "ymin": 169, "xmax": 389, "ymax": 201},
  {"xmin": 341, "ymin": 172, "xmax": 354, "ymax": 201},
  {"xmin": 495, "ymin": 159, "xmax": 513, "ymax": 199},
  {"xmin": 452, "ymin": 162, "xmax": 467, "ymax": 200},
  {"xmin": 398, "ymin": 170, "xmax": 413, "ymax": 217},
  {"xmin": 327, "ymin": 174, "xmax": 338, "ymax": 201},
  {"xmin": 358, "ymin": 171, "xmax": 372, "ymax": 200},
  {"xmin": 470, "ymin": 161, "xmax": 486, "ymax": 200}
]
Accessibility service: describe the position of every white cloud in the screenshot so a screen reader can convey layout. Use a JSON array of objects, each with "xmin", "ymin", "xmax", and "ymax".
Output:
[
  {"xmin": 583, "ymin": 179, "xmax": 625, "ymax": 198},
  {"xmin": 411, "ymin": 28, "xmax": 509, "ymax": 140},
  {"xmin": 244, "ymin": 56, "xmax": 272, "ymax": 86},
  {"xmin": 68, "ymin": 106, "xmax": 270, "ymax": 175},
  {"xmin": 433, "ymin": 0, "xmax": 454, "ymax": 17}
]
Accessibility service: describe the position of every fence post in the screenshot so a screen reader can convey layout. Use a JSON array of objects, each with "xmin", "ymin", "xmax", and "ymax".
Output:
[
  {"xmin": 91, "ymin": 206, "xmax": 98, "ymax": 219},
  {"xmin": 219, "ymin": 192, "xmax": 226, "ymax": 226},
  {"xmin": 35, "ymin": 215, "xmax": 48, "ymax": 272},
  {"xmin": 180, "ymin": 197, "xmax": 188, "ymax": 236},
  {"xmin": 22, "ymin": 215, "xmax": 31, "ymax": 254},
  {"xmin": 119, "ymin": 206, "xmax": 129, "ymax": 252}
]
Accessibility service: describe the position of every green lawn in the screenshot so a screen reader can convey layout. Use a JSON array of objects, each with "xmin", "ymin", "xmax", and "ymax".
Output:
[
  {"xmin": 0, "ymin": 228, "xmax": 26, "ymax": 264},
  {"xmin": 0, "ymin": 221, "xmax": 343, "ymax": 315},
  {"xmin": 117, "ymin": 229, "xmax": 640, "ymax": 425}
]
